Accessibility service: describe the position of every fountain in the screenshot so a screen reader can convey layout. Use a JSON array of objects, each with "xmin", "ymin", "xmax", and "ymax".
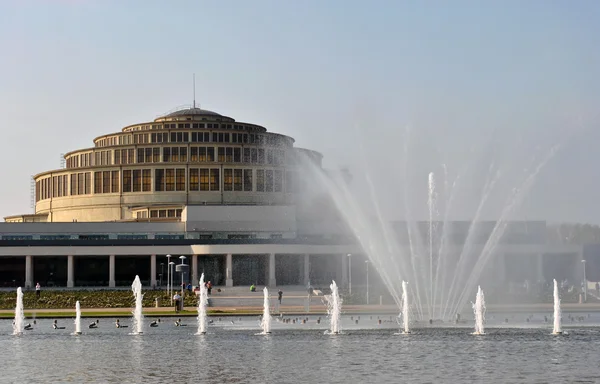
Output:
[
  {"xmin": 196, "ymin": 273, "xmax": 208, "ymax": 335},
  {"xmin": 325, "ymin": 280, "xmax": 342, "ymax": 335},
  {"xmin": 472, "ymin": 286, "xmax": 485, "ymax": 335},
  {"xmin": 297, "ymin": 140, "xmax": 559, "ymax": 322},
  {"xmin": 552, "ymin": 279, "xmax": 562, "ymax": 335},
  {"xmin": 131, "ymin": 275, "xmax": 143, "ymax": 334},
  {"xmin": 13, "ymin": 287, "xmax": 24, "ymax": 335},
  {"xmin": 73, "ymin": 301, "xmax": 82, "ymax": 335},
  {"xmin": 260, "ymin": 287, "xmax": 272, "ymax": 334},
  {"xmin": 400, "ymin": 280, "xmax": 410, "ymax": 334}
]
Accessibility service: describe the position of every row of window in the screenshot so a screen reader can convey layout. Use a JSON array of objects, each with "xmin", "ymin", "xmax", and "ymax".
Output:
[
  {"xmin": 67, "ymin": 146, "xmax": 287, "ymax": 168},
  {"xmin": 38, "ymin": 168, "xmax": 299, "ymax": 201},
  {"xmin": 96, "ymin": 130, "xmax": 286, "ymax": 148}
]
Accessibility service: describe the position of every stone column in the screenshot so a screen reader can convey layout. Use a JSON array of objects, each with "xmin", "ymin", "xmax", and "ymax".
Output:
[
  {"xmin": 341, "ymin": 254, "xmax": 348, "ymax": 288},
  {"xmin": 536, "ymin": 253, "xmax": 544, "ymax": 282},
  {"xmin": 67, "ymin": 255, "xmax": 74, "ymax": 288},
  {"xmin": 109, "ymin": 255, "xmax": 115, "ymax": 288},
  {"xmin": 303, "ymin": 254, "xmax": 310, "ymax": 286},
  {"xmin": 150, "ymin": 254, "xmax": 157, "ymax": 288},
  {"xmin": 226, "ymin": 253, "xmax": 233, "ymax": 287},
  {"xmin": 192, "ymin": 254, "xmax": 198, "ymax": 285},
  {"xmin": 268, "ymin": 253, "xmax": 277, "ymax": 287},
  {"xmin": 25, "ymin": 255, "xmax": 33, "ymax": 289}
]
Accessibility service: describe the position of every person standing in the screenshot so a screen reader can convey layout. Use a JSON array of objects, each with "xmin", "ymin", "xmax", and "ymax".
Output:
[
  {"xmin": 173, "ymin": 293, "xmax": 181, "ymax": 312},
  {"xmin": 278, "ymin": 289, "xmax": 283, "ymax": 304},
  {"xmin": 35, "ymin": 282, "xmax": 41, "ymax": 298}
]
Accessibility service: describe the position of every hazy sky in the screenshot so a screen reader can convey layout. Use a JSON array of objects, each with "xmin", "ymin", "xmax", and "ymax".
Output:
[{"xmin": 1, "ymin": 0, "xmax": 599, "ymax": 223}]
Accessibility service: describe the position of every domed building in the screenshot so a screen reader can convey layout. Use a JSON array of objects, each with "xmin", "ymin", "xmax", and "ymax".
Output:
[
  {"xmin": 0, "ymin": 104, "xmax": 359, "ymax": 290},
  {"xmin": 26, "ymin": 106, "xmax": 321, "ymax": 223}
]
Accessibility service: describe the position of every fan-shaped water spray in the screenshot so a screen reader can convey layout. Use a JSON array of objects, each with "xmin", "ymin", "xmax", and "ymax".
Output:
[
  {"xmin": 13, "ymin": 287, "xmax": 24, "ymax": 335},
  {"xmin": 131, "ymin": 276, "xmax": 143, "ymax": 334}
]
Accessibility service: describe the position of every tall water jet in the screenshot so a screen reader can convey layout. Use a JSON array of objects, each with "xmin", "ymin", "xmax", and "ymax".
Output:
[
  {"xmin": 260, "ymin": 287, "xmax": 272, "ymax": 334},
  {"xmin": 196, "ymin": 273, "xmax": 208, "ymax": 335},
  {"xmin": 13, "ymin": 287, "xmax": 24, "ymax": 335},
  {"xmin": 428, "ymin": 172, "xmax": 436, "ymax": 320},
  {"xmin": 472, "ymin": 286, "xmax": 485, "ymax": 335},
  {"xmin": 401, "ymin": 281, "xmax": 410, "ymax": 334},
  {"xmin": 325, "ymin": 280, "xmax": 342, "ymax": 334},
  {"xmin": 131, "ymin": 275, "xmax": 143, "ymax": 334},
  {"xmin": 552, "ymin": 279, "xmax": 562, "ymax": 335},
  {"xmin": 73, "ymin": 301, "xmax": 82, "ymax": 335}
]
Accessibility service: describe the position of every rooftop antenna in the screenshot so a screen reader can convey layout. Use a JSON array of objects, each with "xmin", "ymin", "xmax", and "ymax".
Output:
[{"xmin": 193, "ymin": 73, "xmax": 196, "ymax": 108}]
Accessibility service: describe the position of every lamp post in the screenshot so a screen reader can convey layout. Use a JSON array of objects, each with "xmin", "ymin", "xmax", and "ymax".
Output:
[
  {"xmin": 365, "ymin": 260, "xmax": 370, "ymax": 305},
  {"xmin": 166, "ymin": 254, "xmax": 172, "ymax": 296},
  {"xmin": 582, "ymin": 259, "xmax": 587, "ymax": 302},
  {"xmin": 160, "ymin": 263, "xmax": 164, "ymax": 287},
  {"xmin": 179, "ymin": 255, "xmax": 187, "ymax": 299},
  {"xmin": 347, "ymin": 253, "xmax": 352, "ymax": 295},
  {"xmin": 168, "ymin": 261, "xmax": 175, "ymax": 305}
]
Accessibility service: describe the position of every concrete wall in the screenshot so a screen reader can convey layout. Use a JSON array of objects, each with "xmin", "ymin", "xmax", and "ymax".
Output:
[{"xmin": 183, "ymin": 205, "xmax": 297, "ymax": 232}]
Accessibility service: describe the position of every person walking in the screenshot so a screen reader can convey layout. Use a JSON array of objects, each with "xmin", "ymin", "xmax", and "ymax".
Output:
[
  {"xmin": 278, "ymin": 289, "xmax": 283, "ymax": 304},
  {"xmin": 35, "ymin": 282, "xmax": 41, "ymax": 298}
]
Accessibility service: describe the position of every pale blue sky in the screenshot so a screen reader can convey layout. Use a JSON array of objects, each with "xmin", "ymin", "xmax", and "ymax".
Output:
[{"xmin": 1, "ymin": 0, "xmax": 599, "ymax": 223}]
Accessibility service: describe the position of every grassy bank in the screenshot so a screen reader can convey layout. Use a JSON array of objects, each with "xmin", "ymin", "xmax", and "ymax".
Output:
[{"xmin": 0, "ymin": 289, "xmax": 200, "ymax": 310}]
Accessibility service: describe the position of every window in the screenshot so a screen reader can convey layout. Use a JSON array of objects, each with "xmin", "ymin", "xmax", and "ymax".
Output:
[
  {"xmin": 63, "ymin": 175, "xmax": 68, "ymax": 196},
  {"xmin": 128, "ymin": 149, "xmax": 135, "ymax": 164},
  {"xmin": 256, "ymin": 170, "xmax": 265, "ymax": 192},
  {"xmin": 200, "ymin": 169, "xmax": 209, "ymax": 191},
  {"xmin": 244, "ymin": 148, "xmax": 250, "ymax": 163},
  {"xmin": 165, "ymin": 169, "xmax": 175, "ymax": 191},
  {"xmin": 172, "ymin": 147, "xmax": 179, "ymax": 162},
  {"xmin": 153, "ymin": 148, "xmax": 160, "ymax": 163},
  {"xmin": 251, "ymin": 148, "xmax": 258, "ymax": 163},
  {"xmin": 258, "ymin": 148, "xmax": 265, "ymax": 164},
  {"xmin": 180, "ymin": 147, "xmax": 187, "ymax": 162},
  {"xmin": 123, "ymin": 170, "xmax": 132, "ymax": 192},
  {"xmin": 176, "ymin": 169, "xmax": 185, "ymax": 191},
  {"xmin": 243, "ymin": 169, "xmax": 252, "ymax": 191},
  {"xmin": 207, "ymin": 147, "xmax": 215, "ymax": 161},
  {"xmin": 163, "ymin": 147, "xmax": 171, "ymax": 162},
  {"xmin": 155, "ymin": 169, "xmax": 164, "ymax": 191},
  {"xmin": 94, "ymin": 172, "xmax": 102, "ymax": 194},
  {"xmin": 190, "ymin": 147, "xmax": 198, "ymax": 162},
  {"xmin": 77, "ymin": 173, "xmax": 84, "ymax": 195},
  {"xmin": 210, "ymin": 169, "xmax": 220, "ymax": 191},
  {"xmin": 189, "ymin": 168, "xmax": 199, "ymax": 191},
  {"xmin": 103, "ymin": 171, "xmax": 111, "ymax": 193},
  {"xmin": 233, "ymin": 148, "xmax": 241, "ymax": 162},
  {"xmin": 234, "ymin": 169, "xmax": 242, "ymax": 191},
  {"xmin": 226, "ymin": 147, "xmax": 233, "ymax": 162},
  {"xmin": 265, "ymin": 170, "xmax": 273, "ymax": 192},
  {"xmin": 137, "ymin": 148, "xmax": 144, "ymax": 163},
  {"xmin": 267, "ymin": 149, "xmax": 273, "ymax": 165},
  {"xmin": 145, "ymin": 148, "xmax": 152, "ymax": 163},
  {"xmin": 142, "ymin": 169, "xmax": 151, "ymax": 191},
  {"xmin": 223, "ymin": 169, "xmax": 233, "ymax": 191},
  {"xmin": 274, "ymin": 170, "xmax": 283, "ymax": 192},
  {"xmin": 218, "ymin": 147, "xmax": 225, "ymax": 162},
  {"xmin": 111, "ymin": 171, "xmax": 119, "ymax": 193},
  {"xmin": 133, "ymin": 170, "xmax": 142, "ymax": 192}
]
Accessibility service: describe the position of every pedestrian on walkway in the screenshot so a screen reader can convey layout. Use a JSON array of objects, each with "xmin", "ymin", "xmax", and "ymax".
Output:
[
  {"xmin": 35, "ymin": 282, "xmax": 41, "ymax": 298},
  {"xmin": 278, "ymin": 289, "xmax": 283, "ymax": 304}
]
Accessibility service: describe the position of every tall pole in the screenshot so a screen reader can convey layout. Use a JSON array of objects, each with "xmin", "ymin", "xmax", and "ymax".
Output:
[
  {"xmin": 166, "ymin": 254, "xmax": 171, "ymax": 296},
  {"xmin": 365, "ymin": 260, "xmax": 369, "ymax": 305},
  {"xmin": 347, "ymin": 254, "xmax": 352, "ymax": 296},
  {"xmin": 582, "ymin": 259, "xmax": 587, "ymax": 302},
  {"xmin": 169, "ymin": 261, "xmax": 175, "ymax": 305}
]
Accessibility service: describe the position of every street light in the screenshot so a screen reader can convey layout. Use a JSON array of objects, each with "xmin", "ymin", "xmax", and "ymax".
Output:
[
  {"xmin": 582, "ymin": 259, "xmax": 587, "ymax": 302},
  {"xmin": 168, "ymin": 261, "xmax": 175, "ymax": 305},
  {"xmin": 166, "ymin": 254, "xmax": 172, "ymax": 296},
  {"xmin": 365, "ymin": 260, "xmax": 370, "ymax": 305},
  {"xmin": 176, "ymin": 256, "xmax": 189, "ymax": 311},
  {"xmin": 347, "ymin": 253, "xmax": 352, "ymax": 295}
]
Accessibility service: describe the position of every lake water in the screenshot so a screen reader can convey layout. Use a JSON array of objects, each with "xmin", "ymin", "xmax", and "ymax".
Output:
[{"xmin": 2, "ymin": 315, "xmax": 600, "ymax": 383}]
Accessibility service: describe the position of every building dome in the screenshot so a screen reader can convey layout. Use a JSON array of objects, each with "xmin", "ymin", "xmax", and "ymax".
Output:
[{"xmin": 162, "ymin": 107, "xmax": 222, "ymax": 118}]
